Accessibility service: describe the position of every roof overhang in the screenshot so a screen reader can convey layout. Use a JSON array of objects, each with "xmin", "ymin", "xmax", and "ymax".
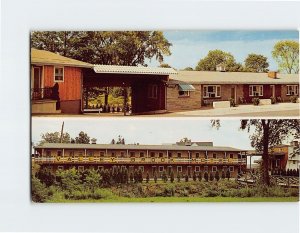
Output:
[
  {"xmin": 178, "ymin": 84, "xmax": 196, "ymax": 91},
  {"xmin": 93, "ymin": 65, "xmax": 178, "ymax": 75}
]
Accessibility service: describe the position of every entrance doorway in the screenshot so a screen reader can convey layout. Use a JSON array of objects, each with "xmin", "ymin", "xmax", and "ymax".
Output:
[
  {"xmin": 230, "ymin": 86, "xmax": 236, "ymax": 102},
  {"xmin": 270, "ymin": 85, "xmax": 275, "ymax": 98}
]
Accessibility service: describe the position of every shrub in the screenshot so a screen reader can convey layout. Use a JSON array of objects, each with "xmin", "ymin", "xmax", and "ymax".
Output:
[
  {"xmin": 252, "ymin": 97, "xmax": 260, "ymax": 106},
  {"xmin": 226, "ymin": 170, "xmax": 231, "ymax": 180},
  {"xmin": 204, "ymin": 172, "xmax": 209, "ymax": 182},
  {"xmin": 270, "ymin": 97, "xmax": 276, "ymax": 104},
  {"xmin": 215, "ymin": 171, "xmax": 220, "ymax": 181},
  {"xmin": 185, "ymin": 173, "xmax": 189, "ymax": 182},
  {"xmin": 162, "ymin": 170, "xmax": 168, "ymax": 183},
  {"xmin": 177, "ymin": 173, "xmax": 181, "ymax": 182},
  {"xmin": 32, "ymin": 176, "xmax": 49, "ymax": 203},
  {"xmin": 198, "ymin": 172, "xmax": 202, "ymax": 182},
  {"xmin": 290, "ymin": 95, "xmax": 298, "ymax": 103},
  {"xmin": 192, "ymin": 172, "xmax": 197, "ymax": 181},
  {"xmin": 170, "ymin": 171, "xmax": 174, "ymax": 183},
  {"xmin": 154, "ymin": 171, "xmax": 157, "ymax": 183},
  {"xmin": 229, "ymin": 98, "xmax": 236, "ymax": 107},
  {"xmin": 276, "ymin": 96, "xmax": 282, "ymax": 103},
  {"xmin": 36, "ymin": 166, "xmax": 56, "ymax": 187},
  {"xmin": 146, "ymin": 172, "xmax": 149, "ymax": 183},
  {"xmin": 221, "ymin": 170, "xmax": 226, "ymax": 179},
  {"xmin": 209, "ymin": 173, "xmax": 214, "ymax": 181},
  {"xmin": 129, "ymin": 172, "xmax": 134, "ymax": 183}
]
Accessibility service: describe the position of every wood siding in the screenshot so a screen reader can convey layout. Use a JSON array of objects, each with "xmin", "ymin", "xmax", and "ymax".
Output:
[{"xmin": 43, "ymin": 65, "xmax": 82, "ymax": 101}]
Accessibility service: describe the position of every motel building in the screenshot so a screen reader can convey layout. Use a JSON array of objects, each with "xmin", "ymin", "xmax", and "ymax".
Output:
[
  {"xmin": 33, "ymin": 141, "xmax": 247, "ymax": 178},
  {"xmin": 31, "ymin": 48, "xmax": 299, "ymax": 115}
]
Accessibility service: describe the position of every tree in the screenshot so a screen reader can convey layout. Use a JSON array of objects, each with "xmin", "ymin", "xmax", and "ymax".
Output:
[
  {"xmin": 192, "ymin": 172, "xmax": 197, "ymax": 181},
  {"xmin": 209, "ymin": 172, "xmax": 214, "ymax": 181},
  {"xmin": 215, "ymin": 171, "xmax": 220, "ymax": 181},
  {"xmin": 84, "ymin": 168, "xmax": 101, "ymax": 193},
  {"xmin": 146, "ymin": 172, "xmax": 150, "ymax": 183},
  {"xmin": 56, "ymin": 168, "xmax": 81, "ymax": 193},
  {"xmin": 111, "ymin": 139, "xmax": 115, "ymax": 144},
  {"xmin": 154, "ymin": 171, "xmax": 158, "ymax": 183},
  {"xmin": 244, "ymin": 53, "xmax": 269, "ymax": 72},
  {"xmin": 198, "ymin": 172, "xmax": 202, "ymax": 181},
  {"xmin": 36, "ymin": 167, "xmax": 55, "ymax": 187},
  {"xmin": 226, "ymin": 170, "xmax": 231, "ymax": 180},
  {"xmin": 129, "ymin": 172, "xmax": 134, "ymax": 183},
  {"xmin": 212, "ymin": 119, "xmax": 300, "ymax": 186},
  {"xmin": 177, "ymin": 173, "xmax": 181, "ymax": 182},
  {"xmin": 31, "ymin": 31, "xmax": 172, "ymax": 66},
  {"xmin": 272, "ymin": 40, "xmax": 299, "ymax": 74},
  {"xmin": 159, "ymin": 63, "xmax": 172, "ymax": 68},
  {"xmin": 182, "ymin": 67, "xmax": 194, "ymax": 71},
  {"xmin": 162, "ymin": 170, "xmax": 168, "ymax": 183},
  {"xmin": 74, "ymin": 131, "xmax": 90, "ymax": 144},
  {"xmin": 185, "ymin": 173, "xmax": 189, "ymax": 182},
  {"xmin": 221, "ymin": 170, "xmax": 226, "ymax": 179},
  {"xmin": 195, "ymin": 50, "xmax": 241, "ymax": 72},
  {"xmin": 115, "ymin": 135, "xmax": 125, "ymax": 144},
  {"xmin": 40, "ymin": 131, "xmax": 71, "ymax": 144},
  {"xmin": 170, "ymin": 170, "xmax": 174, "ymax": 183},
  {"xmin": 31, "ymin": 176, "xmax": 48, "ymax": 202},
  {"xmin": 204, "ymin": 172, "xmax": 209, "ymax": 182}
]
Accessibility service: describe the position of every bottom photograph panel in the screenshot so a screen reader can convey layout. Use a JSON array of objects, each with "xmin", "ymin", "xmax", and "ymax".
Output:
[{"xmin": 31, "ymin": 118, "xmax": 299, "ymax": 203}]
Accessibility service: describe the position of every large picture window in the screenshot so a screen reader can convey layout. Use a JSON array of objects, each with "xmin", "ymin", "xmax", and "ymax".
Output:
[
  {"xmin": 249, "ymin": 85, "xmax": 263, "ymax": 96},
  {"xmin": 287, "ymin": 85, "xmax": 299, "ymax": 96},
  {"xmin": 203, "ymin": 85, "xmax": 221, "ymax": 98},
  {"xmin": 54, "ymin": 67, "xmax": 64, "ymax": 82}
]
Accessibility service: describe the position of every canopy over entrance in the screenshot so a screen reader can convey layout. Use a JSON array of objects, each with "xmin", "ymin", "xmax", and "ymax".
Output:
[{"xmin": 83, "ymin": 65, "xmax": 177, "ymax": 114}]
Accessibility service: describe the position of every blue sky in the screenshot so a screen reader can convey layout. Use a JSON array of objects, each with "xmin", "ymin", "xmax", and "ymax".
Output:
[
  {"xmin": 32, "ymin": 118, "xmax": 254, "ymax": 150},
  {"xmin": 149, "ymin": 30, "xmax": 299, "ymax": 70}
]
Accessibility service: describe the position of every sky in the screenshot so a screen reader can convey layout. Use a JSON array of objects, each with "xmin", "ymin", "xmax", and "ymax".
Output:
[
  {"xmin": 32, "ymin": 118, "xmax": 254, "ymax": 150},
  {"xmin": 148, "ymin": 30, "xmax": 299, "ymax": 70}
]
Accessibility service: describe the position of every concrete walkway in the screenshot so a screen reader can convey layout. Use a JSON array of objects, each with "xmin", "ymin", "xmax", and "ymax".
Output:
[{"xmin": 166, "ymin": 103, "xmax": 300, "ymax": 117}]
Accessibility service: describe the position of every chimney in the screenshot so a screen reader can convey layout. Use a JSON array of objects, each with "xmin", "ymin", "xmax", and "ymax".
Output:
[{"xmin": 268, "ymin": 71, "xmax": 277, "ymax": 79}]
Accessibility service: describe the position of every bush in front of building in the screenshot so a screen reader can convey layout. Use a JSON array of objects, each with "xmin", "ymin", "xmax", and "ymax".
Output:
[
  {"xmin": 146, "ymin": 172, "xmax": 150, "ymax": 183},
  {"xmin": 154, "ymin": 171, "xmax": 158, "ymax": 183},
  {"xmin": 32, "ymin": 175, "xmax": 49, "ymax": 203},
  {"xmin": 204, "ymin": 172, "xmax": 209, "ymax": 182},
  {"xmin": 162, "ymin": 170, "xmax": 168, "ymax": 183},
  {"xmin": 215, "ymin": 171, "xmax": 220, "ymax": 181},
  {"xmin": 289, "ymin": 95, "xmax": 298, "ymax": 103},
  {"xmin": 170, "ymin": 171, "xmax": 174, "ymax": 183},
  {"xmin": 229, "ymin": 98, "xmax": 236, "ymax": 107},
  {"xmin": 198, "ymin": 172, "xmax": 202, "ymax": 182},
  {"xmin": 226, "ymin": 170, "xmax": 231, "ymax": 180},
  {"xmin": 185, "ymin": 173, "xmax": 189, "ymax": 182},
  {"xmin": 36, "ymin": 166, "xmax": 56, "ymax": 187},
  {"xmin": 252, "ymin": 97, "xmax": 260, "ymax": 106},
  {"xmin": 209, "ymin": 172, "xmax": 214, "ymax": 181},
  {"xmin": 270, "ymin": 97, "xmax": 277, "ymax": 104},
  {"xmin": 177, "ymin": 173, "xmax": 181, "ymax": 182},
  {"xmin": 192, "ymin": 172, "xmax": 197, "ymax": 181},
  {"xmin": 221, "ymin": 170, "xmax": 226, "ymax": 179}
]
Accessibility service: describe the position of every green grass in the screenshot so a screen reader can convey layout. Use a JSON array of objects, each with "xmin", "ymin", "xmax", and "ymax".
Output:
[{"xmin": 47, "ymin": 196, "xmax": 299, "ymax": 203}]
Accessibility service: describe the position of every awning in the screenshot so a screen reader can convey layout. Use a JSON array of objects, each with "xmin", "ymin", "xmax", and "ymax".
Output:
[{"xmin": 178, "ymin": 84, "xmax": 195, "ymax": 91}]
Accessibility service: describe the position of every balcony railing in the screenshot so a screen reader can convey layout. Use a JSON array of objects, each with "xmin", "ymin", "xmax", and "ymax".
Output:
[
  {"xmin": 33, "ymin": 156, "xmax": 247, "ymax": 165},
  {"xmin": 31, "ymin": 87, "xmax": 54, "ymax": 100}
]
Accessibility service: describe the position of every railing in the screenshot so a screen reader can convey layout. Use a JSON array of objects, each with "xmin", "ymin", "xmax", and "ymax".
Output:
[
  {"xmin": 270, "ymin": 175, "xmax": 299, "ymax": 187},
  {"xmin": 33, "ymin": 156, "xmax": 247, "ymax": 165},
  {"xmin": 31, "ymin": 87, "xmax": 54, "ymax": 100}
]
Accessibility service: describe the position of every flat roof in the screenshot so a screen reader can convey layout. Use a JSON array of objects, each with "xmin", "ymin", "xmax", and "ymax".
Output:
[
  {"xmin": 31, "ymin": 48, "xmax": 93, "ymax": 68},
  {"xmin": 93, "ymin": 65, "xmax": 178, "ymax": 75},
  {"xmin": 169, "ymin": 71, "xmax": 299, "ymax": 85},
  {"xmin": 35, "ymin": 143, "xmax": 243, "ymax": 152}
]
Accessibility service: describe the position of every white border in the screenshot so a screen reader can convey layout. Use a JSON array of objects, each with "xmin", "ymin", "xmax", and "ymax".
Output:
[{"xmin": 1, "ymin": 0, "xmax": 300, "ymax": 232}]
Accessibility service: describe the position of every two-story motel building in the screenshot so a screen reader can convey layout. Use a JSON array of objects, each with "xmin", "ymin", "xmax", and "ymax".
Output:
[{"xmin": 33, "ymin": 141, "xmax": 247, "ymax": 178}]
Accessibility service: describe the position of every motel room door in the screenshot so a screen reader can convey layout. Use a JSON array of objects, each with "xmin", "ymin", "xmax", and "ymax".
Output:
[
  {"xmin": 230, "ymin": 86, "xmax": 236, "ymax": 102},
  {"xmin": 270, "ymin": 85, "xmax": 275, "ymax": 98},
  {"xmin": 32, "ymin": 66, "xmax": 42, "ymax": 89}
]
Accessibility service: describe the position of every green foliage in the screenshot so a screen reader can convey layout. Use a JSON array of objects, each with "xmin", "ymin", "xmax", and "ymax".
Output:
[
  {"xmin": 84, "ymin": 168, "xmax": 101, "ymax": 192},
  {"xmin": 252, "ymin": 97, "xmax": 260, "ymax": 106},
  {"xmin": 182, "ymin": 67, "xmax": 194, "ymax": 71},
  {"xmin": 289, "ymin": 96, "xmax": 298, "ymax": 103},
  {"xmin": 159, "ymin": 63, "xmax": 172, "ymax": 68},
  {"xmin": 154, "ymin": 171, "xmax": 158, "ymax": 183},
  {"xmin": 244, "ymin": 53, "xmax": 269, "ymax": 72},
  {"xmin": 195, "ymin": 49, "xmax": 241, "ymax": 72},
  {"xmin": 75, "ymin": 131, "xmax": 90, "ymax": 144},
  {"xmin": 221, "ymin": 170, "xmax": 226, "ymax": 179},
  {"xmin": 215, "ymin": 171, "xmax": 220, "ymax": 181},
  {"xmin": 192, "ymin": 172, "xmax": 197, "ymax": 181},
  {"xmin": 177, "ymin": 173, "xmax": 181, "ymax": 182},
  {"xmin": 226, "ymin": 170, "xmax": 231, "ymax": 180},
  {"xmin": 36, "ymin": 167, "xmax": 55, "ymax": 187},
  {"xmin": 162, "ymin": 170, "xmax": 168, "ymax": 183},
  {"xmin": 270, "ymin": 97, "xmax": 277, "ymax": 104},
  {"xmin": 209, "ymin": 173, "xmax": 214, "ymax": 181},
  {"xmin": 56, "ymin": 168, "xmax": 82, "ymax": 193},
  {"xmin": 146, "ymin": 172, "xmax": 150, "ymax": 183},
  {"xmin": 170, "ymin": 171, "xmax": 175, "ymax": 183},
  {"xmin": 39, "ymin": 131, "xmax": 71, "ymax": 144},
  {"xmin": 185, "ymin": 173, "xmax": 189, "ymax": 182},
  {"xmin": 204, "ymin": 172, "xmax": 209, "ymax": 182},
  {"xmin": 229, "ymin": 98, "xmax": 236, "ymax": 107},
  {"xmin": 31, "ymin": 31, "xmax": 172, "ymax": 66},
  {"xmin": 31, "ymin": 176, "xmax": 49, "ymax": 202},
  {"xmin": 198, "ymin": 172, "xmax": 202, "ymax": 181},
  {"xmin": 272, "ymin": 40, "xmax": 299, "ymax": 74}
]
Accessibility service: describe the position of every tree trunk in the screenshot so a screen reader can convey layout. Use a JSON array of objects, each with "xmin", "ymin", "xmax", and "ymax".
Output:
[{"xmin": 262, "ymin": 120, "xmax": 270, "ymax": 186}]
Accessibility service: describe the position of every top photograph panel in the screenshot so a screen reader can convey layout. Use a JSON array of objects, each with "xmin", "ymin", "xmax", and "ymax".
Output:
[{"xmin": 30, "ymin": 31, "xmax": 300, "ymax": 117}]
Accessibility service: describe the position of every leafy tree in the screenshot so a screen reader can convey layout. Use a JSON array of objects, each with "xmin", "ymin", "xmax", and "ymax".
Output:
[
  {"xmin": 177, "ymin": 173, "xmax": 181, "ymax": 182},
  {"xmin": 162, "ymin": 170, "xmax": 168, "ymax": 183},
  {"xmin": 192, "ymin": 172, "xmax": 197, "ymax": 181},
  {"xmin": 40, "ymin": 131, "xmax": 71, "ymax": 144},
  {"xmin": 215, "ymin": 171, "xmax": 220, "ymax": 181},
  {"xmin": 159, "ymin": 63, "xmax": 172, "ymax": 68},
  {"xmin": 31, "ymin": 31, "xmax": 172, "ymax": 66},
  {"xmin": 36, "ymin": 167, "xmax": 55, "ymax": 187},
  {"xmin": 226, "ymin": 170, "xmax": 231, "ymax": 180},
  {"xmin": 195, "ymin": 49, "xmax": 241, "ymax": 72},
  {"xmin": 154, "ymin": 171, "xmax": 158, "ymax": 183},
  {"xmin": 129, "ymin": 172, "xmax": 134, "ymax": 183},
  {"xmin": 198, "ymin": 172, "xmax": 202, "ymax": 181},
  {"xmin": 209, "ymin": 172, "xmax": 214, "ymax": 181},
  {"xmin": 56, "ymin": 168, "xmax": 81, "ymax": 193},
  {"xmin": 146, "ymin": 172, "xmax": 150, "ymax": 183},
  {"xmin": 115, "ymin": 135, "xmax": 125, "ymax": 144},
  {"xmin": 170, "ymin": 170, "xmax": 174, "ymax": 183},
  {"xmin": 75, "ymin": 131, "xmax": 90, "ymax": 144},
  {"xmin": 221, "ymin": 170, "xmax": 226, "ymax": 179},
  {"xmin": 272, "ymin": 40, "xmax": 299, "ymax": 74},
  {"xmin": 84, "ymin": 168, "xmax": 101, "ymax": 193},
  {"xmin": 182, "ymin": 67, "xmax": 194, "ymax": 71},
  {"xmin": 31, "ymin": 176, "xmax": 49, "ymax": 202},
  {"xmin": 111, "ymin": 139, "xmax": 115, "ymax": 144},
  {"xmin": 244, "ymin": 53, "xmax": 269, "ymax": 72},
  {"xmin": 185, "ymin": 173, "xmax": 189, "ymax": 182},
  {"xmin": 204, "ymin": 172, "xmax": 209, "ymax": 182},
  {"xmin": 212, "ymin": 119, "xmax": 300, "ymax": 186}
]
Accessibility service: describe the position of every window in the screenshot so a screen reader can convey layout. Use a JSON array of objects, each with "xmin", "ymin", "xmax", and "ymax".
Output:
[
  {"xmin": 213, "ymin": 153, "xmax": 217, "ymax": 159},
  {"xmin": 54, "ymin": 67, "xmax": 64, "ymax": 82},
  {"xmin": 148, "ymin": 84, "xmax": 158, "ymax": 99},
  {"xmin": 212, "ymin": 166, "xmax": 217, "ymax": 172},
  {"xmin": 178, "ymin": 90, "xmax": 190, "ymax": 97},
  {"xmin": 229, "ymin": 166, "xmax": 234, "ymax": 172},
  {"xmin": 168, "ymin": 152, "xmax": 172, "ymax": 157},
  {"xmin": 78, "ymin": 166, "xmax": 84, "ymax": 172},
  {"xmin": 159, "ymin": 166, "xmax": 164, "ymax": 172},
  {"xmin": 100, "ymin": 151, "xmax": 105, "ymax": 157},
  {"xmin": 159, "ymin": 152, "xmax": 163, "ymax": 158},
  {"xmin": 140, "ymin": 152, "xmax": 144, "ymax": 157},
  {"xmin": 195, "ymin": 166, "xmax": 200, "ymax": 172},
  {"xmin": 203, "ymin": 85, "xmax": 221, "ymax": 98},
  {"xmin": 120, "ymin": 152, "xmax": 125, "ymax": 157},
  {"xmin": 287, "ymin": 85, "xmax": 299, "ymax": 96},
  {"xmin": 150, "ymin": 152, "xmax": 155, "ymax": 157},
  {"xmin": 130, "ymin": 152, "xmax": 135, "ymax": 157},
  {"xmin": 87, "ymin": 151, "xmax": 94, "ymax": 157},
  {"xmin": 195, "ymin": 153, "xmax": 200, "ymax": 158},
  {"xmin": 69, "ymin": 151, "xmax": 74, "ymax": 157},
  {"xmin": 249, "ymin": 85, "xmax": 263, "ymax": 96},
  {"xmin": 177, "ymin": 153, "xmax": 181, "ymax": 158},
  {"xmin": 229, "ymin": 153, "xmax": 234, "ymax": 159},
  {"xmin": 57, "ymin": 150, "xmax": 62, "ymax": 157},
  {"xmin": 46, "ymin": 150, "xmax": 51, "ymax": 157},
  {"xmin": 293, "ymin": 161, "xmax": 296, "ymax": 164},
  {"xmin": 138, "ymin": 166, "xmax": 144, "ymax": 172},
  {"xmin": 111, "ymin": 152, "xmax": 115, "ymax": 157},
  {"xmin": 177, "ymin": 166, "xmax": 182, "ymax": 172}
]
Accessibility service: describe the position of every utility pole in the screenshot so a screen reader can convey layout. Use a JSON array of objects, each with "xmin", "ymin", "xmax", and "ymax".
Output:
[{"xmin": 60, "ymin": 121, "xmax": 64, "ymax": 143}]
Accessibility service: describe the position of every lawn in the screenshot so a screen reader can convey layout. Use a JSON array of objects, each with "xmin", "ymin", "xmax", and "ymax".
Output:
[{"xmin": 47, "ymin": 196, "xmax": 299, "ymax": 203}]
